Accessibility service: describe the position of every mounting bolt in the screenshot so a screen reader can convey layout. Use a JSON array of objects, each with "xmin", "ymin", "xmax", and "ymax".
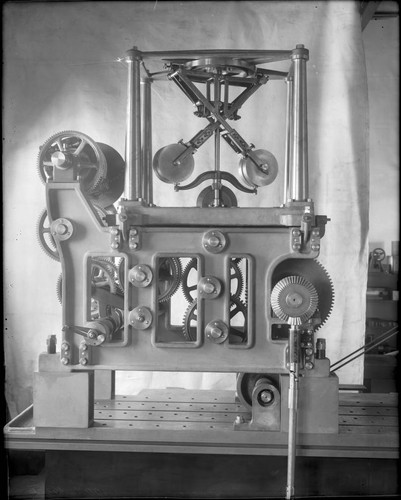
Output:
[
  {"xmin": 61, "ymin": 342, "xmax": 69, "ymax": 351},
  {"xmin": 88, "ymin": 329, "xmax": 97, "ymax": 339},
  {"xmin": 305, "ymin": 362, "xmax": 314, "ymax": 370},
  {"xmin": 61, "ymin": 357, "xmax": 69, "ymax": 365},
  {"xmin": 80, "ymin": 357, "xmax": 88, "ymax": 366},
  {"xmin": 259, "ymin": 389, "xmax": 274, "ymax": 405},
  {"xmin": 209, "ymin": 326, "xmax": 223, "ymax": 339},
  {"xmin": 133, "ymin": 269, "xmax": 146, "ymax": 282}
]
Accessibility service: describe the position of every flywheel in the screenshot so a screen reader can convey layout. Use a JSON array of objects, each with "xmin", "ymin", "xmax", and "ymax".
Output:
[{"xmin": 37, "ymin": 131, "xmax": 125, "ymax": 207}]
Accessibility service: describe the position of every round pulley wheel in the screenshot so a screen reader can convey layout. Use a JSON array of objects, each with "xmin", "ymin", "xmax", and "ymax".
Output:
[
  {"xmin": 236, "ymin": 373, "xmax": 278, "ymax": 410},
  {"xmin": 153, "ymin": 143, "xmax": 195, "ymax": 184},
  {"xmin": 196, "ymin": 185, "xmax": 238, "ymax": 207},
  {"xmin": 239, "ymin": 149, "xmax": 278, "ymax": 187},
  {"xmin": 37, "ymin": 131, "xmax": 125, "ymax": 207}
]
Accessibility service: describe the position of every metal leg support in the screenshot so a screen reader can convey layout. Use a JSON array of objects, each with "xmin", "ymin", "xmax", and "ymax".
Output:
[{"xmin": 286, "ymin": 326, "xmax": 300, "ymax": 499}]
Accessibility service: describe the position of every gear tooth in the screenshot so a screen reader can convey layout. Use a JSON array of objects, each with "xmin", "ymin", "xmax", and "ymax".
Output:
[
  {"xmin": 158, "ymin": 257, "xmax": 182, "ymax": 302},
  {"xmin": 181, "ymin": 258, "xmax": 198, "ymax": 303},
  {"xmin": 230, "ymin": 260, "xmax": 244, "ymax": 300},
  {"xmin": 117, "ymin": 258, "xmax": 125, "ymax": 293},
  {"xmin": 182, "ymin": 299, "xmax": 197, "ymax": 341},
  {"xmin": 56, "ymin": 273, "xmax": 62, "ymax": 304}
]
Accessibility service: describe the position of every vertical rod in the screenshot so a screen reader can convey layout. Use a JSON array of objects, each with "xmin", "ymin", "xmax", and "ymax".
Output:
[
  {"xmin": 214, "ymin": 76, "xmax": 221, "ymax": 207},
  {"xmin": 290, "ymin": 45, "xmax": 309, "ymax": 201},
  {"xmin": 141, "ymin": 77, "xmax": 153, "ymax": 205},
  {"xmin": 124, "ymin": 47, "xmax": 142, "ymax": 201},
  {"xmin": 284, "ymin": 74, "xmax": 294, "ymax": 204},
  {"xmin": 286, "ymin": 325, "xmax": 300, "ymax": 500}
]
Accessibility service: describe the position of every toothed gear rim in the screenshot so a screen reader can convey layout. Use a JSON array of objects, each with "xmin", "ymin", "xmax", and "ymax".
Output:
[
  {"xmin": 37, "ymin": 131, "xmax": 107, "ymax": 194},
  {"xmin": 182, "ymin": 296, "xmax": 247, "ymax": 342},
  {"xmin": 56, "ymin": 273, "xmax": 62, "ymax": 304},
  {"xmin": 182, "ymin": 259, "xmax": 244, "ymax": 303},
  {"xmin": 271, "ymin": 275, "xmax": 318, "ymax": 325},
  {"xmin": 37, "ymin": 208, "xmax": 60, "ymax": 261},
  {"xmin": 271, "ymin": 259, "xmax": 334, "ymax": 330},
  {"xmin": 57, "ymin": 259, "xmax": 119, "ymax": 306},
  {"xmin": 182, "ymin": 299, "xmax": 198, "ymax": 341},
  {"xmin": 158, "ymin": 257, "xmax": 182, "ymax": 302}
]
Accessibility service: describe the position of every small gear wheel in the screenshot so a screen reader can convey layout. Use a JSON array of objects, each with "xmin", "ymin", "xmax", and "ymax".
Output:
[
  {"xmin": 37, "ymin": 208, "xmax": 60, "ymax": 261},
  {"xmin": 271, "ymin": 275, "xmax": 318, "ymax": 325}
]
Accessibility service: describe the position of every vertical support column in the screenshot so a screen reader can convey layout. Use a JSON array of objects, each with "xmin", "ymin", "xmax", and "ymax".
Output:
[
  {"xmin": 290, "ymin": 45, "xmax": 309, "ymax": 201},
  {"xmin": 124, "ymin": 47, "xmax": 142, "ymax": 201},
  {"xmin": 141, "ymin": 77, "xmax": 153, "ymax": 205},
  {"xmin": 284, "ymin": 74, "xmax": 294, "ymax": 204}
]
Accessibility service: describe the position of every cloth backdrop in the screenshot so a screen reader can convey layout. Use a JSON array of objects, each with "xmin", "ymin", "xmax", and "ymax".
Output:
[{"xmin": 3, "ymin": 1, "xmax": 369, "ymax": 415}]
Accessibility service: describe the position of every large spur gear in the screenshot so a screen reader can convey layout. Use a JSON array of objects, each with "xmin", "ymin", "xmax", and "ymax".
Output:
[
  {"xmin": 181, "ymin": 258, "xmax": 244, "ymax": 303},
  {"xmin": 182, "ymin": 296, "xmax": 247, "ymax": 343},
  {"xmin": 271, "ymin": 275, "xmax": 318, "ymax": 325},
  {"xmin": 271, "ymin": 259, "xmax": 334, "ymax": 330},
  {"xmin": 37, "ymin": 131, "xmax": 125, "ymax": 207},
  {"xmin": 37, "ymin": 205, "xmax": 116, "ymax": 261}
]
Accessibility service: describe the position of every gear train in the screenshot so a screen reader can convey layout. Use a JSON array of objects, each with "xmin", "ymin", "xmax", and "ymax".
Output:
[{"xmin": 35, "ymin": 45, "xmax": 338, "ymax": 499}]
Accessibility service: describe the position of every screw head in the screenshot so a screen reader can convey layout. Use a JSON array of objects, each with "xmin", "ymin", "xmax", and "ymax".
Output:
[
  {"xmin": 56, "ymin": 223, "xmax": 68, "ymax": 235},
  {"xmin": 209, "ymin": 326, "xmax": 223, "ymax": 338},
  {"xmin": 80, "ymin": 357, "xmax": 88, "ymax": 366},
  {"xmin": 259, "ymin": 389, "xmax": 274, "ymax": 405},
  {"xmin": 88, "ymin": 330, "xmax": 97, "ymax": 339},
  {"xmin": 61, "ymin": 357, "xmax": 69, "ymax": 365},
  {"xmin": 208, "ymin": 235, "xmax": 220, "ymax": 247},
  {"xmin": 134, "ymin": 269, "xmax": 146, "ymax": 282}
]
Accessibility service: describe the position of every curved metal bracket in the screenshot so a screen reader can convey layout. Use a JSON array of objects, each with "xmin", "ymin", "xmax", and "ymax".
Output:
[{"xmin": 175, "ymin": 170, "xmax": 256, "ymax": 194}]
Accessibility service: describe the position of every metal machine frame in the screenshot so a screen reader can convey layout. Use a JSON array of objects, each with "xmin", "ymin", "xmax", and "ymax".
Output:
[{"xmin": 31, "ymin": 45, "xmax": 343, "ymax": 498}]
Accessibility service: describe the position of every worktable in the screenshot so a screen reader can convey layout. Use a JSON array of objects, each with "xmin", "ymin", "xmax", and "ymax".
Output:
[{"xmin": 5, "ymin": 389, "xmax": 399, "ymax": 498}]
